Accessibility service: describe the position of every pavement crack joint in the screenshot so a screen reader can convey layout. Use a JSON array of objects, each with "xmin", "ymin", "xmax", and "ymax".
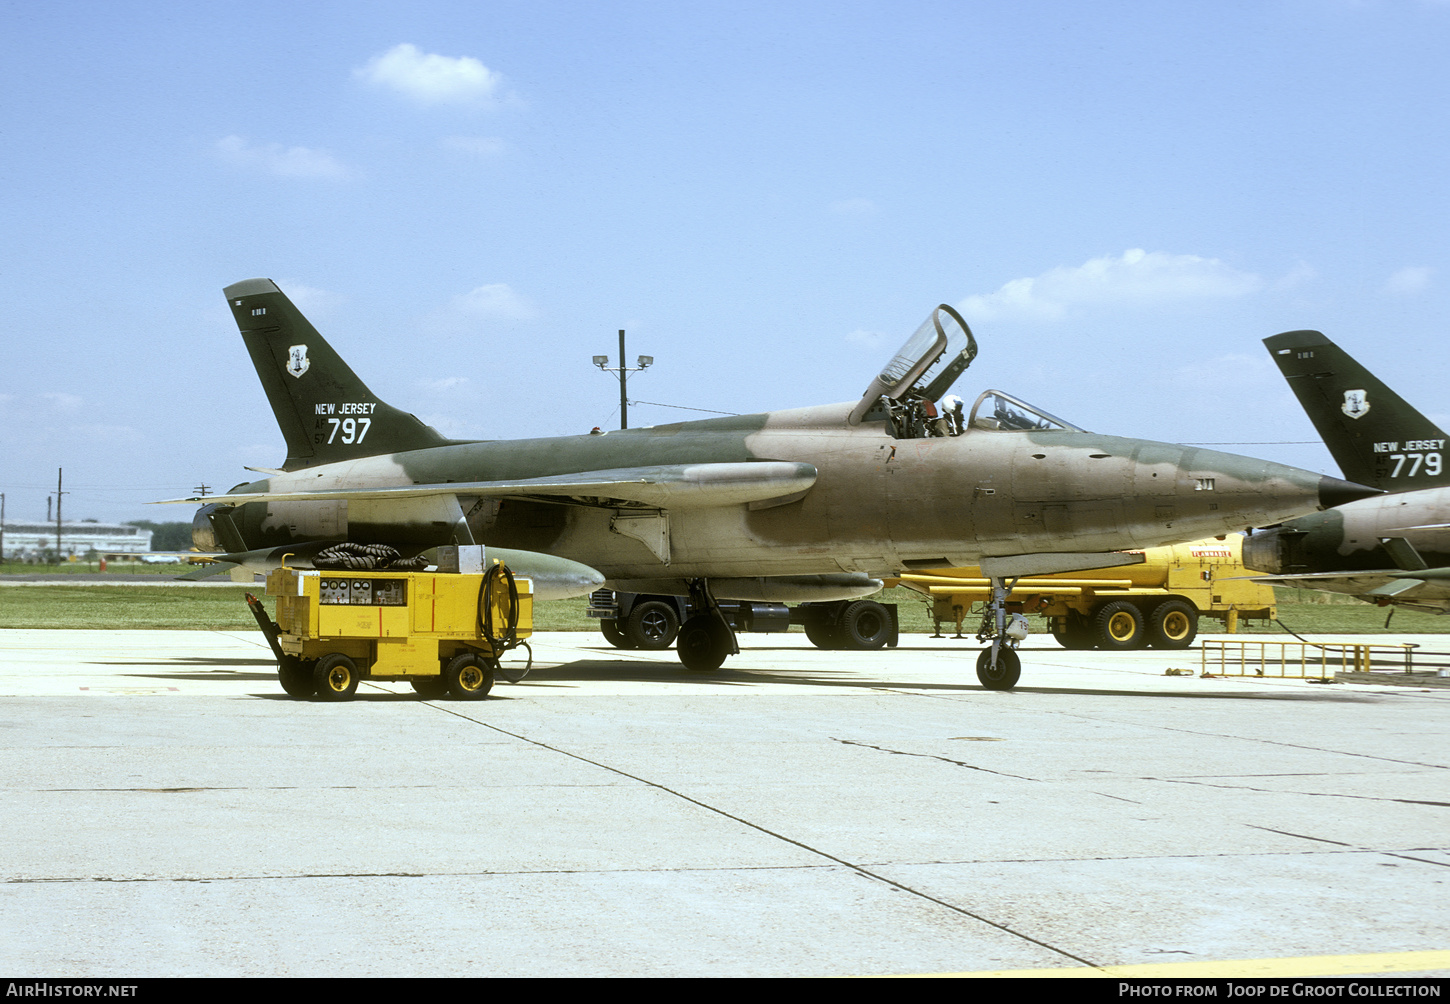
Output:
[
  {"xmin": 1150, "ymin": 775, "xmax": 1450, "ymax": 808},
  {"xmin": 830, "ymin": 737, "xmax": 1042, "ymax": 782},
  {"xmin": 425, "ymin": 704, "xmax": 1095, "ymax": 968}
]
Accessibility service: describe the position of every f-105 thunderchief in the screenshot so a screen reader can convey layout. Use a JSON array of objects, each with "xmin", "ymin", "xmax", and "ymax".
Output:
[{"xmin": 173, "ymin": 279, "xmax": 1372, "ymax": 686}]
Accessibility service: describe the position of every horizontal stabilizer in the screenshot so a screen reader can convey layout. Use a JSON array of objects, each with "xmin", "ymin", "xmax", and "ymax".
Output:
[{"xmin": 161, "ymin": 461, "xmax": 818, "ymax": 511}]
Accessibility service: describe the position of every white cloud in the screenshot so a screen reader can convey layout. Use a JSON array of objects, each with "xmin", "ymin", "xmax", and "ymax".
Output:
[
  {"xmin": 450, "ymin": 284, "xmax": 536, "ymax": 321},
  {"xmin": 441, "ymin": 135, "xmax": 508, "ymax": 158},
  {"xmin": 844, "ymin": 328, "xmax": 887, "ymax": 349},
  {"xmin": 829, "ymin": 198, "xmax": 877, "ymax": 216},
  {"xmin": 957, "ymin": 249, "xmax": 1264, "ymax": 322},
  {"xmin": 1383, "ymin": 266, "xmax": 1433, "ymax": 296},
  {"xmin": 215, "ymin": 135, "xmax": 349, "ymax": 179},
  {"xmin": 419, "ymin": 376, "xmax": 469, "ymax": 392},
  {"xmin": 1274, "ymin": 261, "xmax": 1318, "ymax": 289},
  {"xmin": 355, "ymin": 44, "xmax": 503, "ymax": 105},
  {"xmin": 274, "ymin": 282, "xmax": 341, "ymax": 315},
  {"xmin": 40, "ymin": 392, "xmax": 83, "ymax": 411}
]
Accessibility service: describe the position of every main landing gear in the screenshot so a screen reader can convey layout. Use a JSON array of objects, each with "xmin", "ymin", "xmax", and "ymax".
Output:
[
  {"xmin": 676, "ymin": 578, "xmax": 739, "ymax": 672},
  {"xmin": 975, "ymin": 575, "xmax": 1025, "ymax": 690}
]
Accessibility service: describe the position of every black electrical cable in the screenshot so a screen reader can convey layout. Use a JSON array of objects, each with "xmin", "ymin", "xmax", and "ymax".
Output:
[{"xmin": 478, "ymin": 561, "xmax": 521, "ymax": 659}]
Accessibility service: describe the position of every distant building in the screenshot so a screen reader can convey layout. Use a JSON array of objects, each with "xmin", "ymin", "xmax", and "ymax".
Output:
[{"xmin": 0, "ymin": 521, "xmax": 153, "ymax": 561}]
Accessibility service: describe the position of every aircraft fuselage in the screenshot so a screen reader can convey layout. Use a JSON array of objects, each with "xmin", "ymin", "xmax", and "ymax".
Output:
[{"xmin": 213, "ymin": 401, "xmax": 1339, "ymax": 590}]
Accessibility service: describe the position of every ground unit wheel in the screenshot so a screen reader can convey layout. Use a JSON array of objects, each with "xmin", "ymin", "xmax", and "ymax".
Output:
[
  {"xmin": 801, "ymin": 607, "xmax": 843, "ymax": 649},
  {"xmin": 627, "ymin": 600, "xmax": 680, "ymax": 650},
  {"xmin": 444, "ymin": 652, "xmax": 494, "ymax": 700},
  {"xmin": 839, "ymin": 600, "xmax": 890, "ymax": 650},
  {"xmin": 1051, "ymin": 612, "xmax": 1096, "ymax": 650},
  {"xmin": 677, "ymin": 615, "xmax": 731, "ymax": 672},
  {"xmin": 1147, "ymin": 599, "xmax": 1198, "ymax": 649},
  {"xmin": 313, "ymin": 653, "xmax": 360, "ymax": 701},
  {"xmin": 600, "ymin": 619, "xmax": 634, "ymax": 649},
  {"xmin": 975, "ymin": 647, "xmax": 1021, "ymax": 690},
  {"xmin": 277, "ymin": 657, "xmax": 316, "ymax": 699},
  {"xmin": 802, "ymin": 620, "xmax": 841, "ymax": 649},
  {"xmin": 1094, "ymin": 600, "xmax": 1145, "ymax": 650},
  {"xmin": 410, "ymin": 676, "xmax": 449, "ymax": 699}
]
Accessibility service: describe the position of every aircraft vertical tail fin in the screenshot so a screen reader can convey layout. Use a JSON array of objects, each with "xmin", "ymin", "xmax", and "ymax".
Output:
[
  {"xmin": 1264, "ymin": 329, "xmax": 1450, "ymax": 491},
  {"xmin": 224, "ymin": 279, "xmax": 451, "ymax": 471}
]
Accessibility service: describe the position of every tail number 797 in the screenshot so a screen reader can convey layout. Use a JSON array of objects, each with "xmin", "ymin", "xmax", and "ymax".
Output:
[{"xmin": 321, "ymin": 417, "xmax": 371, "ymax": 445}]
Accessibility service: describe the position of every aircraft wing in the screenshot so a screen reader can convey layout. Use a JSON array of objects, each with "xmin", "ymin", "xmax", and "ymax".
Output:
[{"xmin": 161, "ymin": 461, "xmax": 818, "ymax": 511}]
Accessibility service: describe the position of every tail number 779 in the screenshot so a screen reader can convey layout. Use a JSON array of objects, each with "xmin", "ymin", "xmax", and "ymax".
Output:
[
  {"xmin": 1388, "ymin": 452, "xmax": 1442, "ymax": 478},
  {"xmin": 320, "ymin": 417, "xmax": 371, "ymax": 445}
]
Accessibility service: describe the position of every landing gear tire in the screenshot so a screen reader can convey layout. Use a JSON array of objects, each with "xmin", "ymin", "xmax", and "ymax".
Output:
[
  {"xmin": 976, "ymin": 647, "xmax": 1021, "ymax": 690},
  {"xmin": 410, "ymin": 676, "xmax": 449, "ymax": 699},
  {"xmin": 278, "ymin": 657, "xmax": 316, "ymax": 699},
  {"xmin": 1147, "ymin": 599, "xmax": 1198, "ymax": 649},
  {"xmin": 1095, "ymin": 600, "xmax": 1145, "ymax": 650},
  {"xmin": 1051, "ymin": 612, "xmax": 1096, "ymax": 650},
  {"xmin": 677, "ymin": 615, "xmax": 731, "ymax": 672},
  {"xmin": 444, "ymin": 652, "xmax": 494, "ymax": 700},
  {"xmin": 313, "ymin": 653, "xmax": 360, "ymax": 701},
  {"xmin": 839, "ymin": 600, "xmax": 890, "ymax": 649},
  {"xmin": 600, "ymin": 619, "xmax": 634, "ymax": 649},
  {"xmin": 627, "ymin": 600, "xmax": 680, "ymax": 650}
]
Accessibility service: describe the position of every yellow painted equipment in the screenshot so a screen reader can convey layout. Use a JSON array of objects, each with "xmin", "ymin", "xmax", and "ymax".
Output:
[
  {"xmin": 892, "ymin": 535, "xmax": 1274, "ymax": 651},
  {"xmin": 246, "ymin": 563, "xmax": 533, "ymax": 701}
]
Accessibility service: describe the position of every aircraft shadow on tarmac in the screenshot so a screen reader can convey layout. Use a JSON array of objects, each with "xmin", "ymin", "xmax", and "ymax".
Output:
[{"xmin": 95, "ymin": 652, "xmax": 1385, "ymax": 703}]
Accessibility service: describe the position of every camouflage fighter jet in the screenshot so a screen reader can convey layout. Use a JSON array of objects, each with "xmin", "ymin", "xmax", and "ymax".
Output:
[
  {"xmin": 172, "ymin": 279, "xmax": 1372, "ymax": 685},
  {"xmin": 1245, "ymin": 330, "xmax": 1450, "ymax": 614}
]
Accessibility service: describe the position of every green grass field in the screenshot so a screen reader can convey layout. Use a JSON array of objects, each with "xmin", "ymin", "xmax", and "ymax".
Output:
[{"xmin": 0, "ymin": 583, "xmax": 1444, "ymax": 635}]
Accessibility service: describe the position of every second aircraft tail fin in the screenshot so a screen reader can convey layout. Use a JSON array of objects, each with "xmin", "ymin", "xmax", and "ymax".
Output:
[
  {"xmin": 224, "ymin": 278, "xmax": 452, "ymax": 471},
  {"xmin": 1264, "ymin": 329, "xmax": 1450, "ymax": 491}
]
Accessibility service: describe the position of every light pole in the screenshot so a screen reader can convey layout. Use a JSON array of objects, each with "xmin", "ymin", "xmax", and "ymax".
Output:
[{"xmin": 593, "ymin": 329, "xmax": 652, "ymax": 430}]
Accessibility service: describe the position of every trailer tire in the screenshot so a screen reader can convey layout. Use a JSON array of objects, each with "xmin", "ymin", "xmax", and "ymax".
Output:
[
  {"xmin": 410, "ymin": 676, "xmax": 449, "ymax": 698},
  {"xmin": 801, "ymin": 606, "xmax": 843, "ymax": 649},
  {"xmin": 278, "ymin": 657, "xmax": 316, "ymax": 699},
  {"xmin": 976, "ymin": 647, "xmax": 1021, "ymax": 690},
  {"xmin": 1094, "ymin": 600, "xmax": 1146, "ymax": 650},
  {"xmin": 627, "ymin": 600, "xmax": 680, "ymax": 650},
  {"xmin": 444, "ymin": 652, "xmax": 494, "ymax": 700},
  {"xmin": 1051, "ymin": 612, "xmax": 1096, "ymax": 650},
  {"xmin": 839, "ymin": 600, "xmax": 890, "ymax": 650},
  {"xmin": 313, "ymin": 653, "xmax": 360, "ymax": 701},
  {"xmin": 600, "ymin": 619, "xmax": 634, "ymax": 649},
  {"xmin": 1147, "ymin": 599, "xmax": 1198, "ymax": 649}
]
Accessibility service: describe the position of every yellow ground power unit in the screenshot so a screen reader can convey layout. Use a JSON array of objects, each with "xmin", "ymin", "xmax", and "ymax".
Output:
[{"xmin": 245, "ymin": 557, "xmax": 532, "ymax": 702}]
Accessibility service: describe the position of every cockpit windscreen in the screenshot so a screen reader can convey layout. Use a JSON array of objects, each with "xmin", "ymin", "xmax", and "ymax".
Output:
[{"xmin": 967, "ymin": 390, "xmax": 1084, "ymax": 433}]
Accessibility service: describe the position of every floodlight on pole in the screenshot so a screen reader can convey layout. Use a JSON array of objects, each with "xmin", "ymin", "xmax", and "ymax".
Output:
[{"xmin": 591, "ymin": 329, "xmax": 653, "ymax": 430}]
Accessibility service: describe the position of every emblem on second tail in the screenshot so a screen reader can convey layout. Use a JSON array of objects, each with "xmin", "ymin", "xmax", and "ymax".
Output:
[
  {"xmin": 287, "ymin": 344, "xmax": 310, "ymax": 379},
  {"xmin": 1342, "ymin": 388, "xmax": 1370, "ymax": 419}
]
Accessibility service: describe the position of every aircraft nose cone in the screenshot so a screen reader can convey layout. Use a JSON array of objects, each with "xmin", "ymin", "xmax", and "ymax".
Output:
[{"xmin": 1317, "ymin": 475, "xmax": 1381, "ymax": 510}]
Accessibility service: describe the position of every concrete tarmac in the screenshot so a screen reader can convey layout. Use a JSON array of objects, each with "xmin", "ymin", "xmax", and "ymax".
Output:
[{"xmin": 1, "ymin": 628, "xmax": 1447, "ymax": 978}]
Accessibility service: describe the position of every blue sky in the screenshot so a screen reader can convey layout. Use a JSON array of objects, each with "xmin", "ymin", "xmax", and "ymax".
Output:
[{"xmin": 2, "ymin": 1, "xmax": 1447, "ymax": 524}]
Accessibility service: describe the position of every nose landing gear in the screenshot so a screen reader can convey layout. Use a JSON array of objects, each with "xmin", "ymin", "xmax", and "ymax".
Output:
[{"xmin": 975, "ymin": 575, "xmax": 1025, "ymax": 690}]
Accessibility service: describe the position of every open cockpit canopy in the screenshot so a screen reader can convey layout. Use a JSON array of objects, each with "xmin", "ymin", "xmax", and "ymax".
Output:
[
  {"xmin": 849, "ymin": 304, "xmax": 977, "ymax": 426},
  {"xmin": 849, "ymin": 305, "xmax": 1085, "ymax": 439}
]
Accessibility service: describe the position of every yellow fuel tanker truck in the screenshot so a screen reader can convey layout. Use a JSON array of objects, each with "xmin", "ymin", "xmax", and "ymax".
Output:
[{"xmin": 894, "ymin": 535, "xmax": 1274, "ymax": 650}]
